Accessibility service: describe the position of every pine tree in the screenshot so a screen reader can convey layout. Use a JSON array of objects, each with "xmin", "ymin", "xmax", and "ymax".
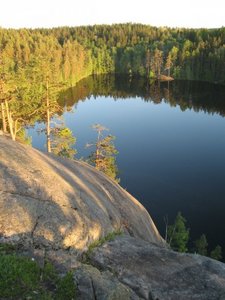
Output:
[
  {"xmin": 210, "ymin": 245, "xmax": 222, "ymax": 261},
  {"xmin": 165, "ymin": 53, "xmax": 172, "ymax": 77},
  {"xmin": 194, "ymin": 234, "xmax": 208, "ymax": 256},
  {"xmin": 51, "ymin": 127, "xmax": 76, "ymax": 159},
  {"xmin": 87, "ymin": 124, "xmax": 119, "ymax": 182},
  {"xmin": 167, "ymin": 212, "xmax": 189, "ymax": 252}
]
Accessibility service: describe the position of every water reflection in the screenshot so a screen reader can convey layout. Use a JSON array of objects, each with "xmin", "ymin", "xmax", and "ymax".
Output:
[{"xmin": 59, "ymin": 74, "xmax": 225, "ymax": 117}]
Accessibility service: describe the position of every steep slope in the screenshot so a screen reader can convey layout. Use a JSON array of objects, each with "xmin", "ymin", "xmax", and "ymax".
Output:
[{"xmin": 0, "ymin": 136, "xmax": 164, "ymax": 252}]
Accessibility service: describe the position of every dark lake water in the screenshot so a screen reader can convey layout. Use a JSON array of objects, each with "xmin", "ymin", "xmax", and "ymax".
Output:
[{"xmin": 28, "ymin": 75, "xmax": 225, "ymax": 253}]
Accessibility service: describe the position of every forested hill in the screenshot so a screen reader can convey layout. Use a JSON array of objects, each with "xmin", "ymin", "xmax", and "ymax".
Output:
[{"xmin": 0, "ymin": 24, "xmax": 225, "ymax": 85}]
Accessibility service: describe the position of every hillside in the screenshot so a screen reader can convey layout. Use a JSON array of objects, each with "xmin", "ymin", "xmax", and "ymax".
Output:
[{"xmin": 1, "ymin": 136, "xmax": 225, "ymax": 299}]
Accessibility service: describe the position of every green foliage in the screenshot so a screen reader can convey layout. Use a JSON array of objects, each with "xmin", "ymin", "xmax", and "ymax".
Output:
[
  {"xmin": 42, "ymin": 260, "xmax": 59, "ymax": 285},
  {"xmin": 87, "ymin": 124, "xmax": 119, "ymax": 182},
  {"xmin": 55, "ymin": 272, "xmax": 76, "ymax": 300},
  {"xmin": 52, "ymin": 127, "xmax": 77, "ymax": 159},
  {"xmin": 194, "ymin": 234, "xmax": 208, "ymax": 256},
  {"xmin": 87, "ymin": 230, "xmax": 122, "ymax": 255},
  {"xmin": 210, "ymin": 245, "xmax": 223, "ymax": 261},
  {"xmin": 167, "ymin": 212, "xmax": 189, "ymax": 252},
  {"xmin": 149, "ymin": 70, "xmax": 155, "ymax": 79},
  {"xmin": 0, "ymin": 255, "xmax": 40, "ymax": 298},
  {"xmin": 17, "ymin": 128, "xmax": 32, "ymax": 145},
  {"xmin": 0, "ymin": 243, "xmax": 17, "ymax": 255},
  {"xmin": 166, "ymin": 213, "xmax": 223, "ymax": 261},
  {"xmin": 0, "ymin": 247, "xmax": 76, "ymax": 299},
  {"xmin": 194, "ymin": 236, "xmax": 223, "ymax": 261},
  {"xmin": 0, "ymin": 24, "xmax": 224, "ymax": 90},
  {"xmin": 83, "ymin": 230, "xmax": 122, "ymax": 264},
  {"xmin": 41, "ymin": 261, "xmax": 76, "ymax": 299}
]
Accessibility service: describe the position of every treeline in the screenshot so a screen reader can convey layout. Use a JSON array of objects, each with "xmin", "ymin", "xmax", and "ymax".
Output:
[{"xmin": 0, "ymin": 24, "xmax": 225, "ymax": 86}]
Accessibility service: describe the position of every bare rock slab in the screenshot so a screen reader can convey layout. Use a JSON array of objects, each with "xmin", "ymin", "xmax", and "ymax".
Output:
[
  {"xmin": 74, "ymin": 264, "xmax": 139, "ymax": 300},
  {"xmin": 0, "ymin": 136, "xmax": 164, "ymax": 252},
  {"xmin": 89, "ymin": 235, "xmax": 225, "ymax": 300}
]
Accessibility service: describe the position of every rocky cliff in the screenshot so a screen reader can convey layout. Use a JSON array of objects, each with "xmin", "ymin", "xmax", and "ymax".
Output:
[{"xmin": 1, "ymin": 136, "xmax": 225, "ymax": 300}]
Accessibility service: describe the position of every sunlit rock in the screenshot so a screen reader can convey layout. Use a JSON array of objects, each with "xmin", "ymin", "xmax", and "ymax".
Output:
[{"xmin": 0, "ymin": 136, "xmax": 164, "ymax": 251}]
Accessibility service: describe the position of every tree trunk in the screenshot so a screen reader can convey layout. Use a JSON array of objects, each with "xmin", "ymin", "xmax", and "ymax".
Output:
[
  {"xmin": 46, "ymin": 78, "xmax": 51, "ymax": 153},
  {"xmin": 5, "ymin": 100, "xmax": 16, "ymax": 141},
  {"xmin": 1, "ymin": 102, "xmax": 7, "ymax": 132},
  {"xmin": 146, "ymin": 49, "xmax": 151, "ymax": 79}
]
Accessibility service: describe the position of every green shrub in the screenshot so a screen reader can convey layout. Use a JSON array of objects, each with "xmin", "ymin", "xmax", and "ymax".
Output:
[
  {"xmin": 0, "ymin": 247, "xmax": 76, "ymax": 299},
  {"xmin": 0, "ymin": 255, "xmax": 40, "ymax": 298},
  {"xmin": 55, "ymin": 272, "xmax": 76, "ymax": 300},
  {"xmin": 42, "ymin": 261, "xmax": 58, "ymax": 285},
  {"xmin": 0, "ymin": 243, "xmax": 17, "ymax": 255}
]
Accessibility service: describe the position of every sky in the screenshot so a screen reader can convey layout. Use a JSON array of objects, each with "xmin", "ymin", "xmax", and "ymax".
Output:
[{"xmin": 0, "ymin": 0, "xmax": 224, "ymax": 29}]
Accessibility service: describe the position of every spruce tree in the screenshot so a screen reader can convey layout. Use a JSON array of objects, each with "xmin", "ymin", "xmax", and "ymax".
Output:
[
  {"xmin": 210, "ymin": 245, "xmax": 222, "ymax": 261},
  {"xmin": 194, "ymin": 234, "xmax": 208, "ymax": 256},
  {"xmin": 167, "ymin": 212, "xmax": 189, "ymax": 252}
]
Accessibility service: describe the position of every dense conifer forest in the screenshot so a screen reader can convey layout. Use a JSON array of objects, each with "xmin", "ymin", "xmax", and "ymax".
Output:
[{"xmin": 0, "ymin": 24, "xmax": 225, "ymax": 86}]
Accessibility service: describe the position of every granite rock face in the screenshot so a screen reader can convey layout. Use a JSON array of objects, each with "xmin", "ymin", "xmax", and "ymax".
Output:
[
  {"xmin": 1, "ymin": 136, "xmax": 225, "ymax": 300},
  {"xmin": 74, "ymin": 264, "xmax": 139, "ymax": 300},
  {"xmin": 89, "ymin": 235, "xmax": 225, "ymax": 300},
  {"xmin": 0, "ymin": 136, "xmax": 164, "ymax": 252}
]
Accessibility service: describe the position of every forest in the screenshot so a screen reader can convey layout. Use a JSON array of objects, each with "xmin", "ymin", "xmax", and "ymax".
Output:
[
  {"xmin": 0, "ymin": 23, "xmax": 225, "ymax": 85},
  {"xmin": 0, "ymin": 24, "xmax": 225, "ymax": 142}
]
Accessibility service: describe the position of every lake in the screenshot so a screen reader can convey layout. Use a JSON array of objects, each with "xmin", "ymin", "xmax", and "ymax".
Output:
[{"xmin": 28, "ymin": 74, "xmax": 225, "ymax": 253}]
